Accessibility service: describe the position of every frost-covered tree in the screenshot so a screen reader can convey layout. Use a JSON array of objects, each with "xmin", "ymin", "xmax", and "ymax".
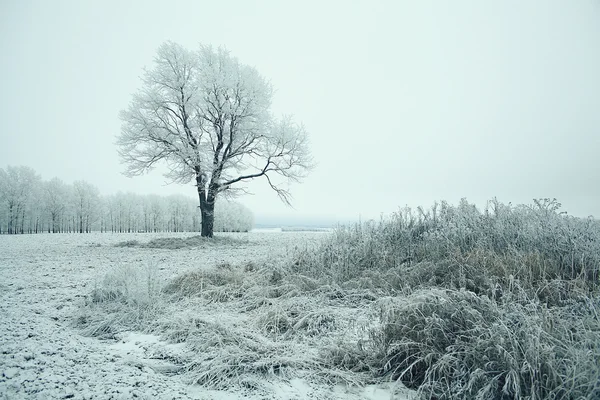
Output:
[
  {"xmin": 166, "ymin": 194, "xmax": 189, "ymax": 232},
  {"xmin": 60, "ymin": 184, "xmax": 75, "ymax": 233},
  {"xmin": 106, "ymin": 192, "xmax": 129, "ymax": 233},
  {"xmin": 123, "ymin": 192, "xmax": 143, "ymax": 233},
  {"xmin": 44, "ymin": 178, "xmax": 68, "ymax": 233},
  {"xmin": 148, "ymin": 194, "xmax": 166, "ymax": 233},
  {"xmin": 214, "ymin": 200, "xmax": 253, "ymax": 232},
  {"xmin": 105, "ymin": 194, "xmax": 118, "ymax": 232},
  {"xmin": 0, "ymin": 166, "xmax": 40, "ymax": 234},
  {"xmin": 26, "ymin": 185, "xmax": 44, "ymax": 234},
  {"xmin": 118, "ymin": 42, "xmax": 313, "ymax": 237},
  {"xmin": 72, "ymin": 181, "xmax": 100, "ymax": 233},
  {"xmin": 98, "ymin": 196, "xmax": 110, "ymax": 233},
  {"xmin": 0, "ymin": 172, "xmax": 5, "ymax": 234}
]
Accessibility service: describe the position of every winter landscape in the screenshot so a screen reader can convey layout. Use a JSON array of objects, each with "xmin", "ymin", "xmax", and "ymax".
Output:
[{"xmin": 2, "ymin": 1, "xmax": 600, "ymax": 399}]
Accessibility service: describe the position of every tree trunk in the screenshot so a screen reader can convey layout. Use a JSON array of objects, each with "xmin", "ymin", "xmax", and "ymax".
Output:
[
  {"xmin": 8, "ymin": 203, "xmax": 13, "ymax": 234},
  {"xmin": 200, "ymin": 200, "xmax": 215, "ymax": 237},
  {"xmin": 196, "ymin": 172, "xmax": 215, "ymax": 238}
]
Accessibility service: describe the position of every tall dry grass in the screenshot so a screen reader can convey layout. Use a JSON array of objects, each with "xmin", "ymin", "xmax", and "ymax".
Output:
[{"xmin": 290, "ymin": 198, "xmax": 600, "ymax": 399}]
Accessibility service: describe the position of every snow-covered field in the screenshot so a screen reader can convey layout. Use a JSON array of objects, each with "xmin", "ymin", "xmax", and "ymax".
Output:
[{"xmin": 0, "ymin": 232, "xmax": 413, "ymax": 400}]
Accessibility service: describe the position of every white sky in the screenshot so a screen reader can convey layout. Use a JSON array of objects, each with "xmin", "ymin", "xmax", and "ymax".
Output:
[{"xmin": 1, "ymin": 0, "xmax": 599, "ymax": 223}]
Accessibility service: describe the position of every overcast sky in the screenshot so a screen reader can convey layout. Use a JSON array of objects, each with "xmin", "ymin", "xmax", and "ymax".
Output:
[{"xmin": 1, "ymin": 0, "xmax": 599, "ymax": 223}]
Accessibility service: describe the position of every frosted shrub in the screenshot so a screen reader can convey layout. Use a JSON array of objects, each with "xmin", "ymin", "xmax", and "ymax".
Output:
[
  {"xmin": 76, "ymin": 263, "xmax": 163, "ymax": 338},
  {"xmin": 88, "ymin": 263, "xmax": 161, "ymax": 307},
  {"xmin": 373, "ymin": 288, "xmax": 600, "ymax": 400},
  {"xmin": 293, "ymin": 198, "xmax": 600, "ymax": 289},
  {"xmin": 289, "ymin": 198, "xmax": 600, "ymax": 398}
]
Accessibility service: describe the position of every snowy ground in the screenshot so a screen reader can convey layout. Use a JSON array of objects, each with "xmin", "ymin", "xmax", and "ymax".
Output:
[{"xmin": 0, "ymin": 232, "xmax": 414, "ymax": 399}]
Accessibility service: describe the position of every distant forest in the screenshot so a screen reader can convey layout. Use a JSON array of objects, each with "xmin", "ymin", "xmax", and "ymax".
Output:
[{"xmin": 0, "ymin": 166, "xmax": 253, "ymax": 234}]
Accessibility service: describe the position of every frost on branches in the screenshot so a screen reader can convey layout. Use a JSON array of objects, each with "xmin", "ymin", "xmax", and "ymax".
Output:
[{"xmin": 117, "ymin": 42, "xmax": 313, "ymax": 237}]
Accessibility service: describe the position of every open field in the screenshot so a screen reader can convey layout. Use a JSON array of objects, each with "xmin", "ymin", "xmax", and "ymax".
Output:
[{"xmin": 0, "ymin": 231, "xmax": 412, "ymax": 399}]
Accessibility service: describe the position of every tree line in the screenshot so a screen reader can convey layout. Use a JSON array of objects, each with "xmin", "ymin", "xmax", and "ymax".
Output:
[{"xmin": 0, "ymin": 165, "xmax": 253, "ymax": 234}]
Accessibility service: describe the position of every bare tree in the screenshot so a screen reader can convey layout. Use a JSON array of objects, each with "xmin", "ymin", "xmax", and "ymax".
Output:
[
  {"xmin": 27, "ymin": 184, "xmax": 44, "ymax": 234},
  {"xmin": 0, "ymin": 166, "xmax": 40, "ymax": 234},
  {"xmin": 148, "ymin": 194, "xmax": 165, "ymax": 233},
  {"xmin": 117, "ymin": 42, "xmax": 313, "ymax": 237},
  {"xmin": 214, "ymin": 200, "xmax": 253, "ymax": 232},
  {"xmin": 72, "ymin": 181, "xmax": 100, "ymax": 233},
  {"xmin": 44, "ymin": 178, "xmax": 68, "ymax": 233}
]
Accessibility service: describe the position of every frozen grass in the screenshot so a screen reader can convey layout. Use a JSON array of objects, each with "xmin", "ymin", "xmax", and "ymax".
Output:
[
  {"xmin": 115, "ymin": 234, "xmax": 247, "ymax": 249},
  {"xmin": 290, "ymin": 198, "xmax": 600, "ymax": 399},
  {"xmin": 371, "ymin": 288, "xmax": 600, "ymax": 399},
  {"xmin": 76, "ymin": 262, "xmax": 165, "ymax": 338},
  {"xmin": 75, "ymin": 259, "xmax": 377, "ymax": 394},
  {"xmin": 291, "ymin": 199, "xmax": 599, "ymax": 284},
  {"xmin": 76, "ymin": 198, "xmax": 600, "ymax": 398}
]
